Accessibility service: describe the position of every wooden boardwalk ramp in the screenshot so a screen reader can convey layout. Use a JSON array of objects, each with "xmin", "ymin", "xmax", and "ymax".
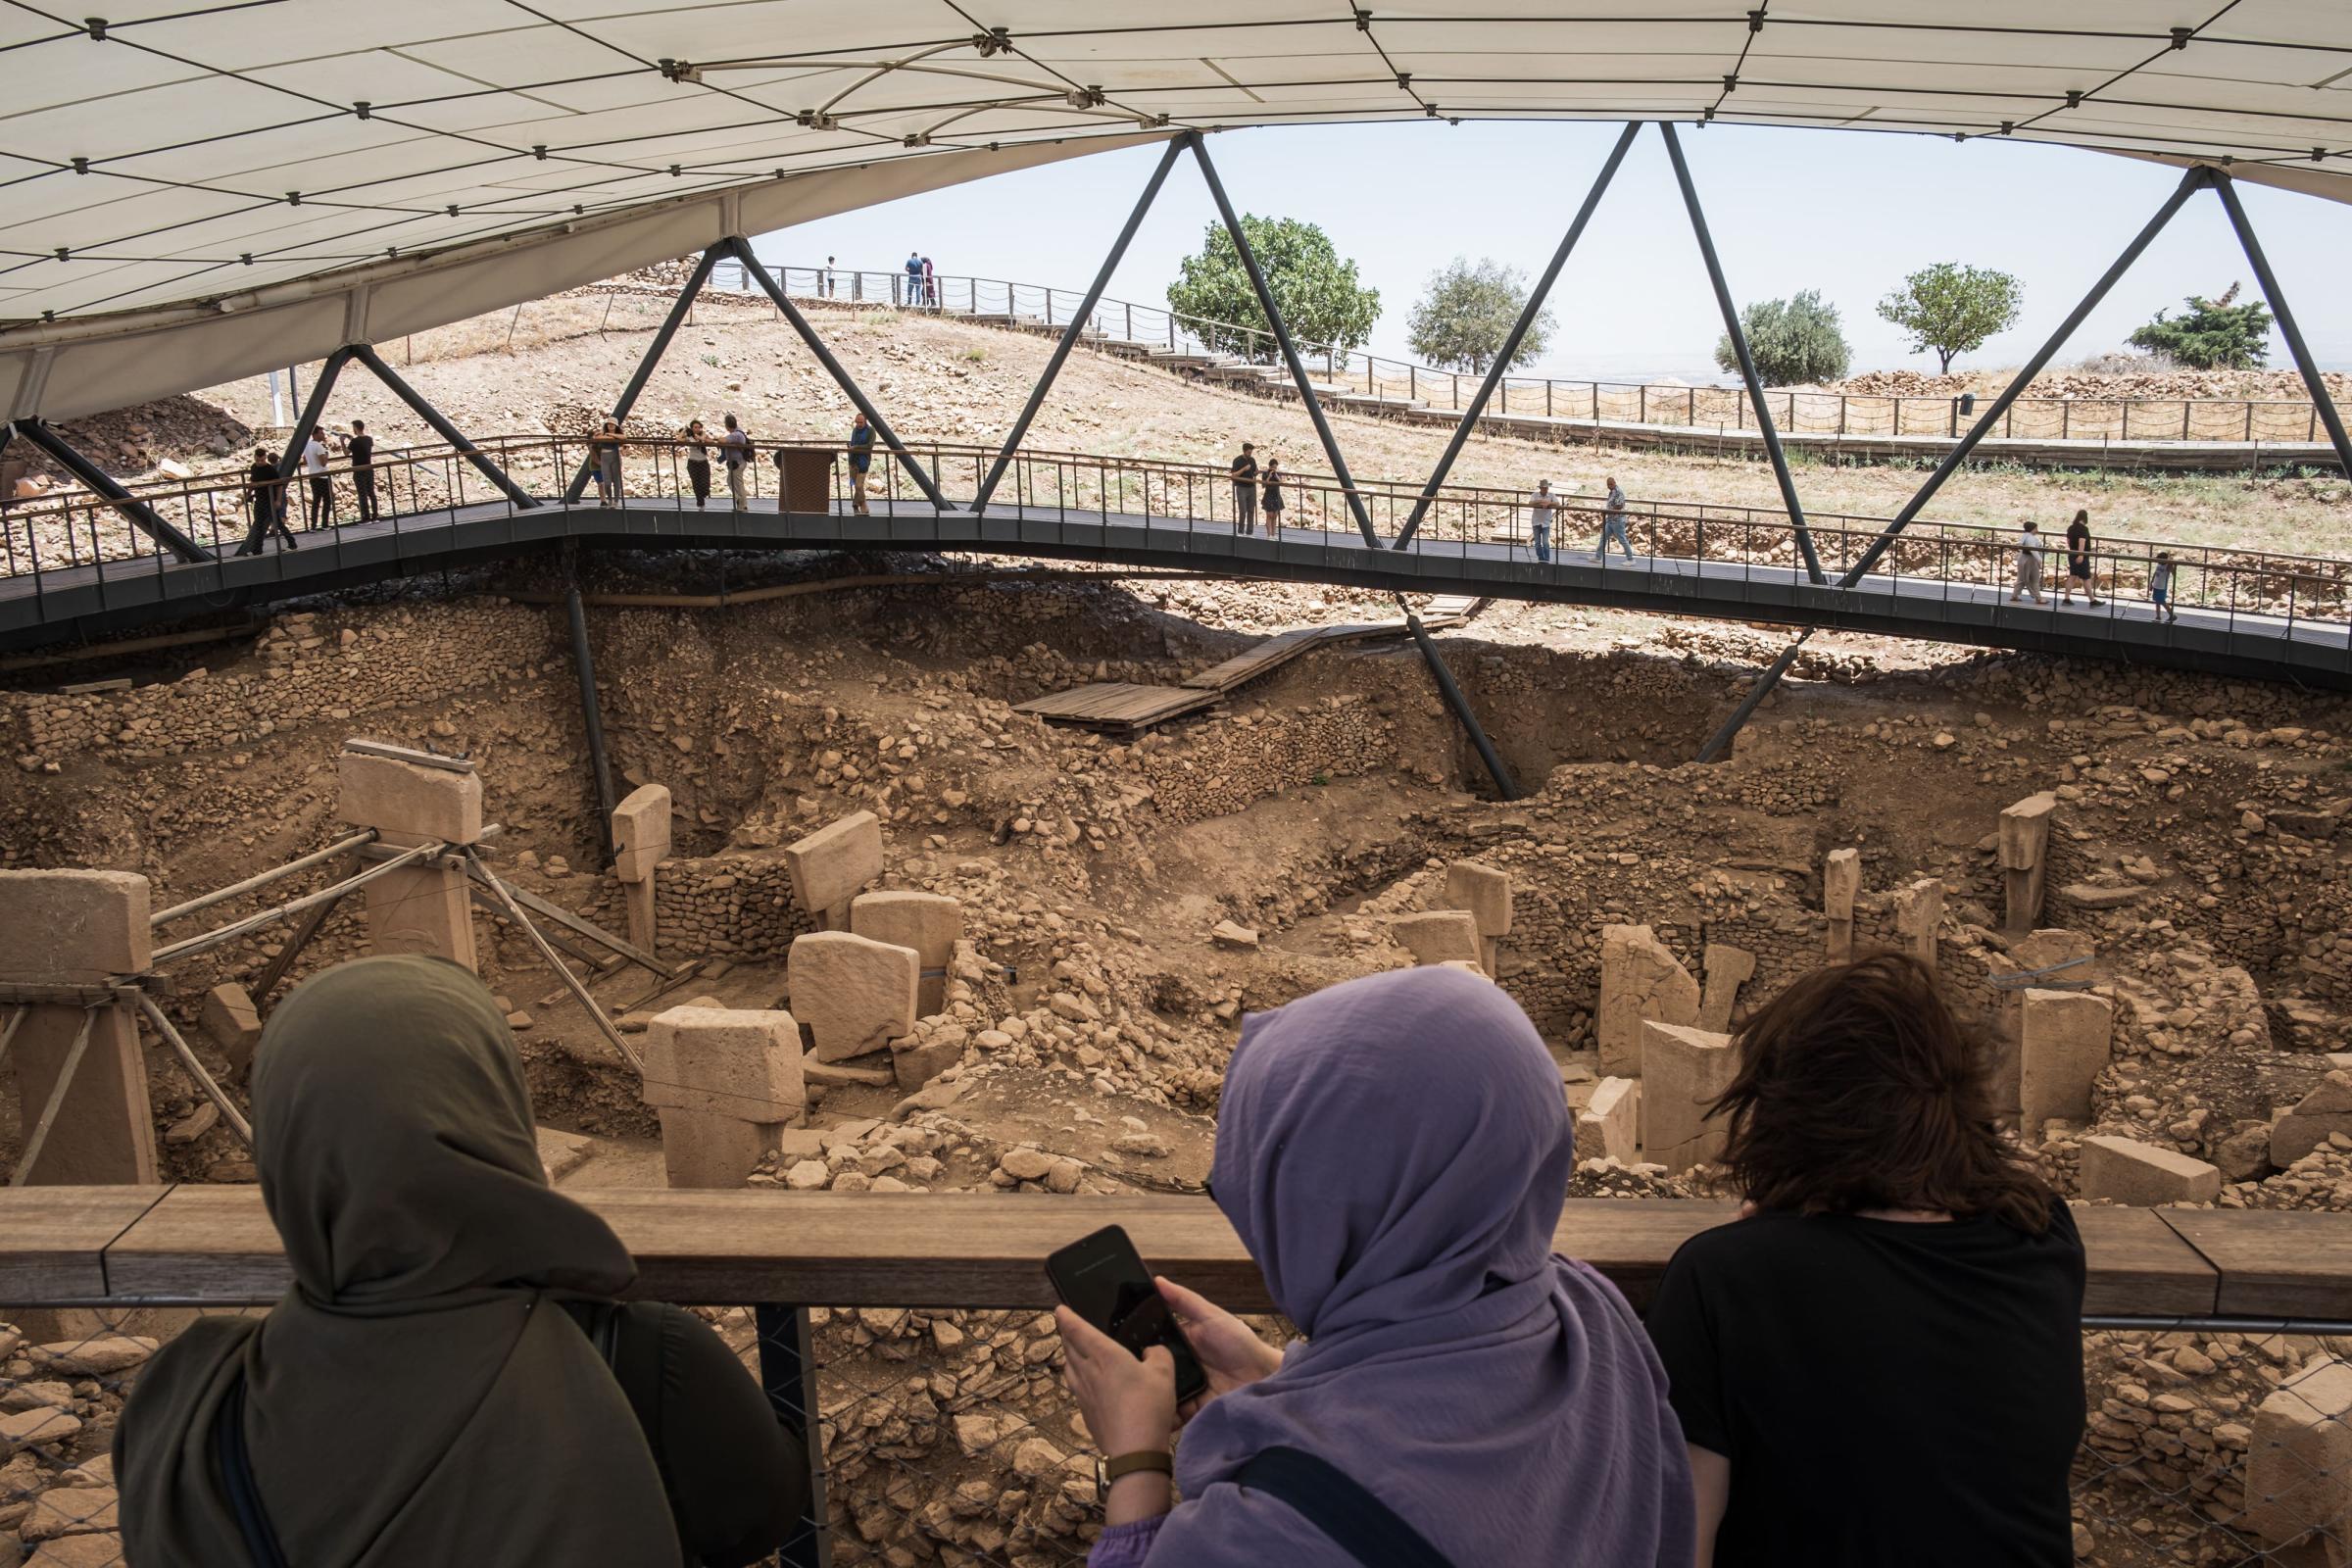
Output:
[{"xmin": 1015, "ymin": 596, "xmax": 1488, "ymax": 736}]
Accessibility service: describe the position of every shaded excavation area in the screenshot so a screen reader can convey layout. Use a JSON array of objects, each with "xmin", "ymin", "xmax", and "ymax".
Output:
[{"xmin": 3, "ymin": 554, "xmax": 2351, "ymax": 1567}]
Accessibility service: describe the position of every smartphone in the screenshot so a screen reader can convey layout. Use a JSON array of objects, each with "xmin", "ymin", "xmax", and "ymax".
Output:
[{"xmin": 1046, "ymin": 1224, "xmax": 1209, "ymax": 1403}]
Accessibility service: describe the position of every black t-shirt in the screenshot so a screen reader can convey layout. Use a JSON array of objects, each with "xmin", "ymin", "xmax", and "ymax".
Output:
[
  {"xmin": 1645, "ymin": 1202, "xmax": 2085, "ymax": 1568},
  {"xmin": 348, "ymin": 434, "xmax": 373, "ymax": 466},
  {"xmin": 1231, "ymin": 452, "xmax": 1257, "ymax": 482}
]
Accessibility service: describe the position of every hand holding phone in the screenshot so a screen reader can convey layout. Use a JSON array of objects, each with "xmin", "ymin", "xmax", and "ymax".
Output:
[{"xmin": 1046, "ymin": 1225, "xmax": 1209, "ymax": 1403}]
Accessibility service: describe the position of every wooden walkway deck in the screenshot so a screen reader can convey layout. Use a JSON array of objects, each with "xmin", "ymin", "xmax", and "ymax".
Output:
[{"xmin": 1016, "ymin": 595, "xmax": 1486, "ymax": 735}]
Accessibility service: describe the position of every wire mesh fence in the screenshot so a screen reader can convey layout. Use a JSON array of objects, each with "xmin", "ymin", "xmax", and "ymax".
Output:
[{"xmin": 5, "ymin": 1303, "xmax": 2346, "ymax": 1566}]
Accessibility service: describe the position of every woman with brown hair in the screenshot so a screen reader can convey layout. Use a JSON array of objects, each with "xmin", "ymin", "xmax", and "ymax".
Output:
[{"xmin": 1643, "ymin": 952, "xmax": 2084, "ymax": 1567}]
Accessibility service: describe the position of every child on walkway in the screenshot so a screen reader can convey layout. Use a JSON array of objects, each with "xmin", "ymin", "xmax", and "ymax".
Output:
[{"xmin": 2150, "ymin": 551, "xmax": 2179, "ymax": 622}]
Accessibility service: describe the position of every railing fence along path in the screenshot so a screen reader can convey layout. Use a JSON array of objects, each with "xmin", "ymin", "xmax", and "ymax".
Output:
[
  {"xmin": 0, "ymin": 1188, "xmax": 2346, "ymax": 1566},
  {"xmin": 6, "ymin": 432, "xmax": 2348, "ymax": 646},
  {"xmin": 710, "ymin": 261, "xmax": 2345, "ymax": 448}
]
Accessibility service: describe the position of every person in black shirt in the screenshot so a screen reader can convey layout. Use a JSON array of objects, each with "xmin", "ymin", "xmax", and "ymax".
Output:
[
  {"xmin": 1260, "ymin": 458, "xmax": 1284, "ymax": 531},
  {"xmin": 2061, "ymin": 508, "xmax": 2101, "ymax": 608},
  {"xmin": 1644, "ymin": 953, "xmax": 2084, "ymax": 1568},
  {"xmin": 239, "ymin": 446, "xmax": 295, "ymax": 554},
  {"xmin": 1230, "ymin": 442, "xmax": 1258, "ymax": 534},
  {"xmin": 346, "ymin": 419, "xmax": 379, "ymax": 521}
]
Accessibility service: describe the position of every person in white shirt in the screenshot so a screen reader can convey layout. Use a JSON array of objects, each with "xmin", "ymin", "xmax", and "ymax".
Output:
[
  {"xmin": 1529, "ymin": 480, "xmax": 1557, "ymax": 564},
  {"xmin": 719, "ymin": 414, "xmax": 752, "ymax": 511},
  {"xmin": 2011, "ymin": 520, "xmax": 2046, "ymax": 604},
  {"xmin": 300, "ymin": 430, "xmax": 333, "ymax": 529}
]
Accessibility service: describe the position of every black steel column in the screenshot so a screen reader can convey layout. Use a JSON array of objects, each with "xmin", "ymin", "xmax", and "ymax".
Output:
[
  {"xmin": 1396, "ymin": 122, "xmax": 1640, "ymax": 549},
  {"xmin": 347, "ymin": 344, "xmax": 539, "ymax": 510},
  {"xmin": 1398, "ymin": 596, "xmax": 1518, "ymax": 800},
  {"xmin": 11, "ymin": 418, "xmax": 212, "ymax": 562},
  {"xmin": 1189, "ymin": 134, "xmax": 1381, "ymax": 549},
  {"xmin": 274, "ymin": 347, "xmax": 355, "ymax": 476},
  {"xmin": 974, "ymin": 137, "xmax": 1185, "ymax": 514},
  {"xmin": 1661, "ymin": 121, "xmax": 1825, "ymax": 585},
  {"xmin": 2211, "ymin": 172, "xmax": 2352, "ymax": 478},
  {"xmin": 1841, "ymin": 166, "xmax": 2209, "ymax": 587},
  {"xmin": 564, "ymin": 558, "xmax": 619, "ymax": 858},
  {"xmin": 1695, "ymin": 629, "xmax": 1813, "ymax": 762},
  {"xmin": 726, "ymin": 238, "xmax": 949, "ymax": 511},
  {"xmin": 566, "ymin": 247, "xmax": 726, "ymax": 502}
]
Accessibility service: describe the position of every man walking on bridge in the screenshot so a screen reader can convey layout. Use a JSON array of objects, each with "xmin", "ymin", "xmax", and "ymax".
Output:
[
  {"xmin": 1599, "ymin": 475, "xmax": 1634, "ymax": 563},
  {"xmin": 848, "ymin": 412, "xmax": 874, "ymax": 514},
  {"xmin": 1530, "ymin": 479, "xmax": 1557, "ymax": 564},
  {"xmin": 1231, "ymin": 442, "xmax": 1258, "ymax": 534}
]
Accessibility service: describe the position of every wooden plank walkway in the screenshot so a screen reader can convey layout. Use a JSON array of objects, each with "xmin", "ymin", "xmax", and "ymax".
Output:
[
  {"xmin": 1019, "ymin": 596, "xmax": 1489, "ymax": 734},
  {"xmin": 0, "ymin": 1186, "xmax": 2303, "ymax": 1316}
]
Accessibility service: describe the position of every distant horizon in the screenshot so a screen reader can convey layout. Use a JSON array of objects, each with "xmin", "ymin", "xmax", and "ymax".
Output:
[{"xmin": 760, "ymin": 122, "xmax": 2352, "ymax": 388}]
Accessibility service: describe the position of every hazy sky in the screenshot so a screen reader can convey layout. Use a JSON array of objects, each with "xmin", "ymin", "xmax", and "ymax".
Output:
[{"xmin": 760, "ymin": 121, "xmax": 2352, "ymax": 381}]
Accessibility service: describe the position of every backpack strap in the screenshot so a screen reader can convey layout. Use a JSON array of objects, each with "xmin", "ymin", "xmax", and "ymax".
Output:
[
  {"xmin": 1231, "ymin": 1446, "xmax": 1457, "ymax": 1568},
  {"xmin": 211, "ymin": 1373, "xmax": 292, "ymax": 1568}
]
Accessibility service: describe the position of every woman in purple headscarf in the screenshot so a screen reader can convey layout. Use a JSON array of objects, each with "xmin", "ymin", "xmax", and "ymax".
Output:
[{"xmin": 1056, "ymin": 965, "xmax": 1696, "ymax": 1567}]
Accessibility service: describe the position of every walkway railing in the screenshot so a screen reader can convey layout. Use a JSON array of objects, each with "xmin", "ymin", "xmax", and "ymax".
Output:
[
  {"xmin": 5, "ymin": 434, "xmax": 2348, "ymax": 643},
  {"xmin": 0, "ymin": 1187, "xmax": 2344, "ymax": 1567},
  {"xmin": 715, "ymin": 261, "xmax": 2343, "ymax": 446}
]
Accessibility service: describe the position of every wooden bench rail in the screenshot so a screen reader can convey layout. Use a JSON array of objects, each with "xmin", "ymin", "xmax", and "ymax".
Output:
[{"xmin": 1, "ymin": 1187, "xmax": 2342, "ymax": 1318}]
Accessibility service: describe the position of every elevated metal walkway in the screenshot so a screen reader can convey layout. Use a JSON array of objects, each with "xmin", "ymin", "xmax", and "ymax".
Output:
[{"xmin": 2, "ymin": 447, "xmax": 2344, "ymax": 691}]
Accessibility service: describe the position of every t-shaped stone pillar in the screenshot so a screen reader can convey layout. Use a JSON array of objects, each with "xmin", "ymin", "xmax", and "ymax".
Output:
[
  {"xmin": 640, "ymin": 1005, "xmax": 805, "ymax": 1189},
  {"xmin": 784, "ymin": 810, "xmax": 884, "ymax": 929},
  {"xmin": 337, "ymin": 742, "xmax": 483, "ymax": 970},
  {"xmin": 1892, "ymin": 877, "xmax": 1944, "ymax": 971},
  {"xmin": 1640, "ymin": 1021, "xmax": 1737, "ymax": 1174},
  {"xmin": 1442, "ymin": 861, "xmax": 1512, "ymax": 978},
  {"xmin": 611, "ymin": 783, "xmax": 672, "ymax": 954},
  {"xmin": 1999, "ymin": 792, "xmax": 2057, "ymax": 933},
  {"xmin": 1595, "ymin": 924, "xmax": 1700, "ymax": 1079},
  {"xmin": 0, "ymin": 870, "xmax": 160, "ymax": 1185},
  {"xmin": 849, "ymin": 891, "xmax": 962, "ymax": 1016},
  {"xmin": 1823, "ymin": 848, "xmax": 1861, "ymax": 961}
]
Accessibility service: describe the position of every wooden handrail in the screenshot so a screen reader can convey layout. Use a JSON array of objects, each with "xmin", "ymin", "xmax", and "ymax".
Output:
[{"xmin": 6, "ymin": 1187, "xmax": 2342, "ymax": 1317}]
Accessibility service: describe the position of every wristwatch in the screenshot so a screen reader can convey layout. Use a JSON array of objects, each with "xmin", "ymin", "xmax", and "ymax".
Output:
[{"xmin": 1096, "ymin": 1449, "xmax": 1174, "ymax": 1488}]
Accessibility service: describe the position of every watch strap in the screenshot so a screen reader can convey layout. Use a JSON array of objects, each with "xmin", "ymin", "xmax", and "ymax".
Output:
[{"xmin": 1102, "ymin": 1449, "xmax": 1174, "ymax": 1483}]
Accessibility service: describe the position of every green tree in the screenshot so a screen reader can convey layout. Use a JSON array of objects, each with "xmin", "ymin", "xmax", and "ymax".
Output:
[
  {"xmin": 1876, "ymin": 262, "xmax": 2024, "ymax": 373},
  {"xmin": 1714, "ymin": 290, "xmax": 1851, "ymax": 385},
  {"xmin": 2126, "ymin": 282, "xmax": 2274, "ymax": 369},
  {"xmin": 1165, "ymin": 216, "xmax": 1381, "ymax": 362},
  {"xmin": 1406, "ymin": 258, "xmax": 1552, "ymax": 373}
]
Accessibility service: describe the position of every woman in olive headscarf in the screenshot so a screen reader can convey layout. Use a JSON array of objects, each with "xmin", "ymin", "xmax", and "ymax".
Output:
[{"xmin": 116, "ymin": 955, "xmax": 803, "ymax": 1568}]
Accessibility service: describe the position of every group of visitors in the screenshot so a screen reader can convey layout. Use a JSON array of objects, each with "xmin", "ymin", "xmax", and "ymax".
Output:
[
  {"xmin": 236, "ymin": 419, "xmax": 381, "ymax": 554},
  {"xmin": 586, "ymin": 412, "xmax": 878, "ymax": 514},
  {"xmin": 2012, "ymin": 509, "xmax": 2180, "ymax": 622},
  {"xmin": 114, "ymin": 942, "xmax": 2086, "ymax": 1568},
  {"xmin": 904, "ymin": 251, "xmax": 941, "ymax": 308},
  {"xmin": 1228, "ymin": 442, "xmax": 1287, "ymax": 534},
  {"xmin": 1525, "ymin": 475, "xmax": 1633, "ymax": 564}
]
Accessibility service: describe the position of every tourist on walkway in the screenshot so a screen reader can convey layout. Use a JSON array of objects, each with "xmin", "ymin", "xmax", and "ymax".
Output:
[
  {"xmin": 2150, "ymin": 551, "xmax": 2180, "ymax": 622},
  {"xmin": 299, "ymin": 428, "xmax": 333, "ymax": 528},
  {"xmin": 681, "ymin": 418, "xmax": 712, "ymax": 509},
  {"xmin": 719, "ymin": 414, "xmax": 751, "ymax": 510},
  {"xmin": 1644, "ymin": 954, "xmax": 2084, "ymax": 1568},
  {"xmin": 1259, "ymin": 458, "xmax": 1284, "ymax": 531},
  {"xmin": 822, "ymin": 255, "xmax": 837, "ymax": 298},
  {"xmin": 1230, "ymin": 442, "xmax": 1258, "ymax": 534},
  {"xmin": 904, "ymin": 252, "xmax": 922, "ymax": 307},
  {"xmin": 1058, "ymin": 966, "xmax": 1694, "ymax": 1568},
  {"xmin": 2011, "ymin": 518, "xmax": 2045, "ymax": 604},
  {"xmin": 346, "ymin": 419, "xmax": 379, "ymax": 521},
  {"xmin": 920, "ymin": 254, "xmax": 937, "ymax": 308},
  {"xmin": 2061, "ymin": 509, "xmax": 2101, "ymax": 607},
  {"xmin": 1600, "ymin": 475, "xmax": 1634, "ymax": 561},
  {"xmin": 1530, "ymin": 479, "xmax": 1557, "ymax": 564},
  {"xmin": 848, "ymin": 411, "xmax": 874, "ymax": 514},
  {"xmin": 241, "ymin": 446, "xmax": 294, "ymax": 553},
  {"xmin": 589, "ymin": 418, "xmax": 623, "ymax": 506},
  {"xmin": 115, "ymin": 955, "xmax": 804, "ymax": 1568}
]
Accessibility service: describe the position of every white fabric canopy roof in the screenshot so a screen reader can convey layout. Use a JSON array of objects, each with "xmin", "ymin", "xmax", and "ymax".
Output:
[{"xmin": 3, "ymin": 2, "xmax": 2348, "ymax": 419}]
